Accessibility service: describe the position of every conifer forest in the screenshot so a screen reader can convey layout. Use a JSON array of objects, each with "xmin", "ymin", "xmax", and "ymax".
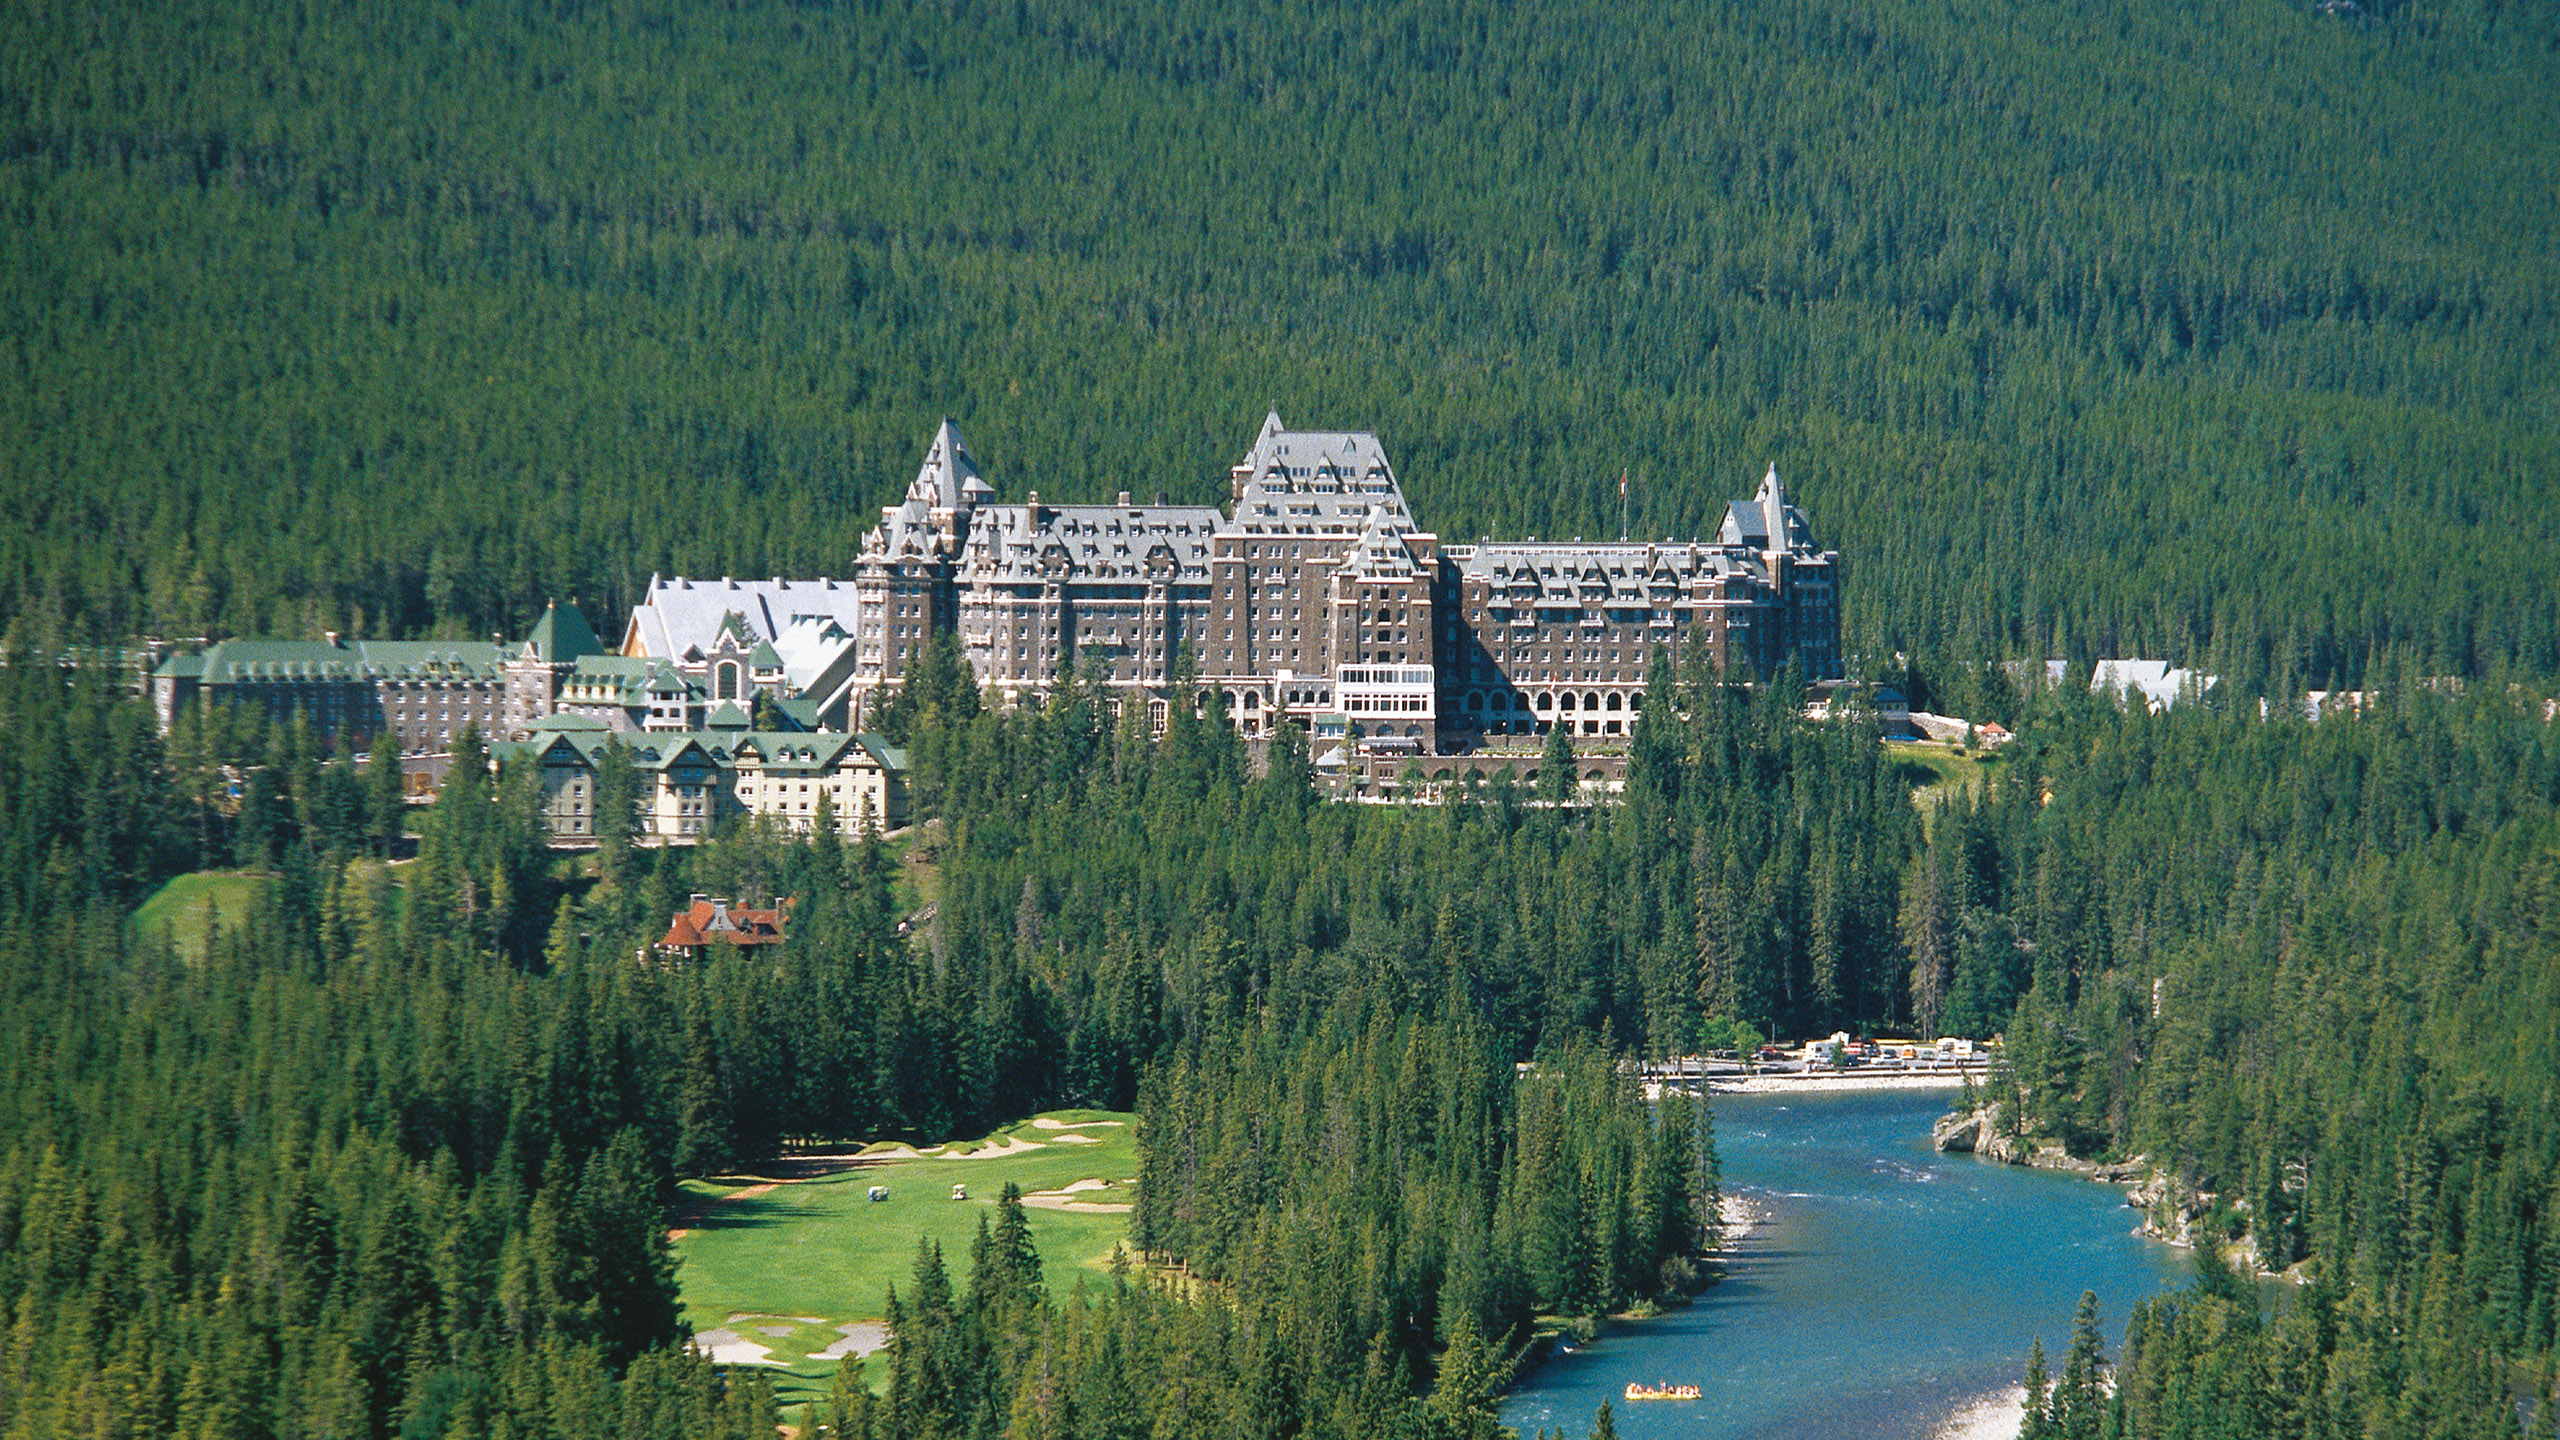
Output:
[{"xmin": 4, "ymin": 0, "xmax": 2560, "ymax": 1437}]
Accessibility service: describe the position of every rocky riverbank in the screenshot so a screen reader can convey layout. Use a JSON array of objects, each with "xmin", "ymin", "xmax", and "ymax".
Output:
[
  {"xmin": 1931, "ymin": 1101, "xmax": 2309, "ymax": 1282},
  {"xmin": 1929, "ymin": 1102, "xmax": 2144, "ymax": 1181}
]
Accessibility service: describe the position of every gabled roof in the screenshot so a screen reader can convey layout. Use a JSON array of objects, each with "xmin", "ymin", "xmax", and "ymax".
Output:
[
  {"xmin": 1720, "ymin": 465, "xmax": 1814, "ymax": 553},
  {"xmin": 622, "ymin": 576, "xmax": 862, "ymax": 672},
  {"xmin": 658, "ymin": 897, "xmax": 788, "ymax": 952}
]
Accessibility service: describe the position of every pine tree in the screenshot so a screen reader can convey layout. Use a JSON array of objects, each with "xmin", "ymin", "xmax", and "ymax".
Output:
[
  {"xmin": 2055, "ymin": 1292, "xmax": 2107, "ymax": 1440},
  {"xmin": 2021, "ymin": 1337, "xmax": 2053, "ymax": 1440},
  {"xmin": 1539, "ymin": 723, "xmax": 1577, "ymax": 804}
]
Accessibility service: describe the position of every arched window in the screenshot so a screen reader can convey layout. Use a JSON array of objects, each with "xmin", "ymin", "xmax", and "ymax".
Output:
[
  {"xmin": 1605, "ymin": 693, "xmax": 1622, "ymax": 711},
  {"xmin": 716, "ymin": 662, "xmax": 740, "ymax": 700},
  {"xmin": 1537, "ymin": 691, "xmax": 1553, "ymax": 711},
  {"xmin": 1583, "ymin": 691, "xmax": 1601, "ymax": 711},
  {"xmin": 1559, "ymin": 692, "xmax": 1576, "ymax": 711}
]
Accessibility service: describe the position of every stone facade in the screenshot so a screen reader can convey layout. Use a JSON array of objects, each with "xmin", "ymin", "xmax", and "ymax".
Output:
[
  {"xmin": 833, "ymin": 411, "xmax": 1841, "ymax": 750},
  {"xmin": 151, "ymin": 411, "xmax": 1843, "ymax": 787}
]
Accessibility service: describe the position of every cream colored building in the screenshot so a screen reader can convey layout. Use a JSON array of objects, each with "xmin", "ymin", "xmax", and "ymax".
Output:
[{"xmin": 498, "ymin": 716, "xmax": 908, "ymax": 843}]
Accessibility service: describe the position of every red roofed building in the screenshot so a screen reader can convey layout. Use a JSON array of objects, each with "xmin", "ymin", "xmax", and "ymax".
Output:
[{"xmin": 657, "ymin": 894, "xmax": 789, "ymax": 961}]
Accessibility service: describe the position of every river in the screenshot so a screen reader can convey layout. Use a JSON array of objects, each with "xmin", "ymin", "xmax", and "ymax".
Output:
[{"xmin": 1500, "ymin": 1088, "xmax": 2189, "ymax": 1440}]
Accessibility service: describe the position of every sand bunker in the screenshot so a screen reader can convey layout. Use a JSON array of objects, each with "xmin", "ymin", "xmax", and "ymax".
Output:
[
  {"xmin": 1051, "ymin": 1132, "xmax": 1102, "ymax": 1143},
  {"xmin": 691, "ymin": 1328, "xmax": 782, "ymax": 1366},
  {"xmin": 813, "ymin": 1321, "xmax": 892, "ymax": 1361},
  {"xmin": 941, "ymin": 1135, "xmax": 1045, "ymax": 1160},
  {"xmin": 1030, "ymin": 1117, "xmax": 1127, "ymax": 1130},
  {"xmin": 1021, "ymin": 1178, "xmax": 1133, "ymax": 1213}
]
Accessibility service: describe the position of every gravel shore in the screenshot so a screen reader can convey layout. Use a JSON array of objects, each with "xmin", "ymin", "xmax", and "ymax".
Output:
[{"xmin": 1646, "ymin": 1070, "xmax": 1974, "ymax": 1097}]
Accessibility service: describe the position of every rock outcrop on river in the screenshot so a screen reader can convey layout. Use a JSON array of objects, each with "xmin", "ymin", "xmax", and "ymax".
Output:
[
  {"xmin": 1929, "ymin": 1102, "xmax": 2019, "ymax": 1161},
  {"xmin": 1931, "ymin": 1102, "xmax": 2313, "ymax": 1280},
  {"xmin": 1931, "ymin": 1103, "xmax": 2146, "ymax": 1180}
]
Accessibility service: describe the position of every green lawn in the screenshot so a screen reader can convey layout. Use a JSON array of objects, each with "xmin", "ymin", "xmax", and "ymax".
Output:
[
  {"xmin": 1884, "ymin": 739, "xmax": 2003, "ymax": 832},
  {"xmin": 131, "ymin": 869, "xmax": 271, "ymax": 962},
  {"xmin": 672, "ymin": 1109, "xmax": 1139, "ymax": 1410}
]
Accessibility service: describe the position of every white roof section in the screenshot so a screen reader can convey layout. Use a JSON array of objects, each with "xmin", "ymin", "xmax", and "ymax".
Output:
[
  {"xmin": 624, "ymin": 576, "xmax": 864, "ymax": 662},
  {"xmin": 770, "ymin": 615, "xmax": 858, "ymax": 690},
  {"xmin": 2092, "ymin": 659, "xmax": 2217, "ymax": 712}
]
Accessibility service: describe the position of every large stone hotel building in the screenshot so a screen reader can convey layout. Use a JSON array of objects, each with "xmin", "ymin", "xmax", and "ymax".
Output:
[
  {"xmin": 851, "ymin": 411, "xmax": 1838, "ymax": 752},
  {"xmin": 151, "ymin": 412, "xmax": 1839, "ymax": 788}
]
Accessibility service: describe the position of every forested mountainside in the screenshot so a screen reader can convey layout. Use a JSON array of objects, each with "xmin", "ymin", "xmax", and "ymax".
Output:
[
  {"xmin": 0, "ymin": 658, "xmax": 1715, "ymax": 1438},
  {"xmin": 8, "ymin": 0, "xmax": 2560, "ymax": 682},
  {"xmin": 6, "ymin": 643, "xmax": 2554, "ymax": 1435}
]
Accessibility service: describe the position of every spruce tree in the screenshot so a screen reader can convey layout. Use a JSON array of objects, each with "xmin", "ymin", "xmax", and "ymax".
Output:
[
  {"xmin": 2055, "ymin": 1292, "xmax": 2107, "ymax": 1440},
  {"xmin": 1539, "ymin": 722, "xmax": 1577, "ymax": 804}
]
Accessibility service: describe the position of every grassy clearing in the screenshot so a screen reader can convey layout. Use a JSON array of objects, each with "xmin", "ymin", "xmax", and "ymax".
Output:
[
  {"xmin": 672, "ymin": 1109, "xmax": 1139, "ymax": 1410},
  {"xmin": 132, "ymin": 869, "xmax": 270, "ymax": 961},
  {"xmin": 1885, "ymin": 740, "xmax": 2002, "ymax": 834}
]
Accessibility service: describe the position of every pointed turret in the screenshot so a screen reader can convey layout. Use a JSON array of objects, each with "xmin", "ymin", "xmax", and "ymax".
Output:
[
  {"xmin": 908, "ymin": 418, "xmax": 988, "ymax": 510},
  {"xmin": 1758, "ymin": 464, "xmax": 1788, "ymax": 550}
]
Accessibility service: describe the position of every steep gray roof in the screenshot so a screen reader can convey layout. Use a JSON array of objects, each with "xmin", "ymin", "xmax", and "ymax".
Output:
[
  {"xmin": 908, "ymin": 418, "xmax": 990, "ymax": 509},
  {"xmin": 957, "ymin": 502, "xmax": 1222, "ymax": 585},
  {"xmin": 1225, "ymin": 413, "xmax": 1416, "ymax": 537},
  {"xmin": 1451, "ymin": 541, "xmax": 1763, "ymax": 602},
  {"xmin": 1718, "ymin": 465, "xmax": 1812, "ymax": 551}
]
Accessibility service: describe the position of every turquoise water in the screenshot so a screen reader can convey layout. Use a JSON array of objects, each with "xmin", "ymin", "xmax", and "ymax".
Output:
[{"xmin": 1500, "ymin": 1089, "xmax": 2189, "ymax": 1440}]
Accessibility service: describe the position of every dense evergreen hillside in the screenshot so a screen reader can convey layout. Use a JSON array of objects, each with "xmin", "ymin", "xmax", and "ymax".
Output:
[
  {"xmin": 7, "ymin": 635, "xmax": 2558, "ymax": 1433},
  {"xmin": 8, "ymin": 0, "xmax": 2559, "ymax": 683}
]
